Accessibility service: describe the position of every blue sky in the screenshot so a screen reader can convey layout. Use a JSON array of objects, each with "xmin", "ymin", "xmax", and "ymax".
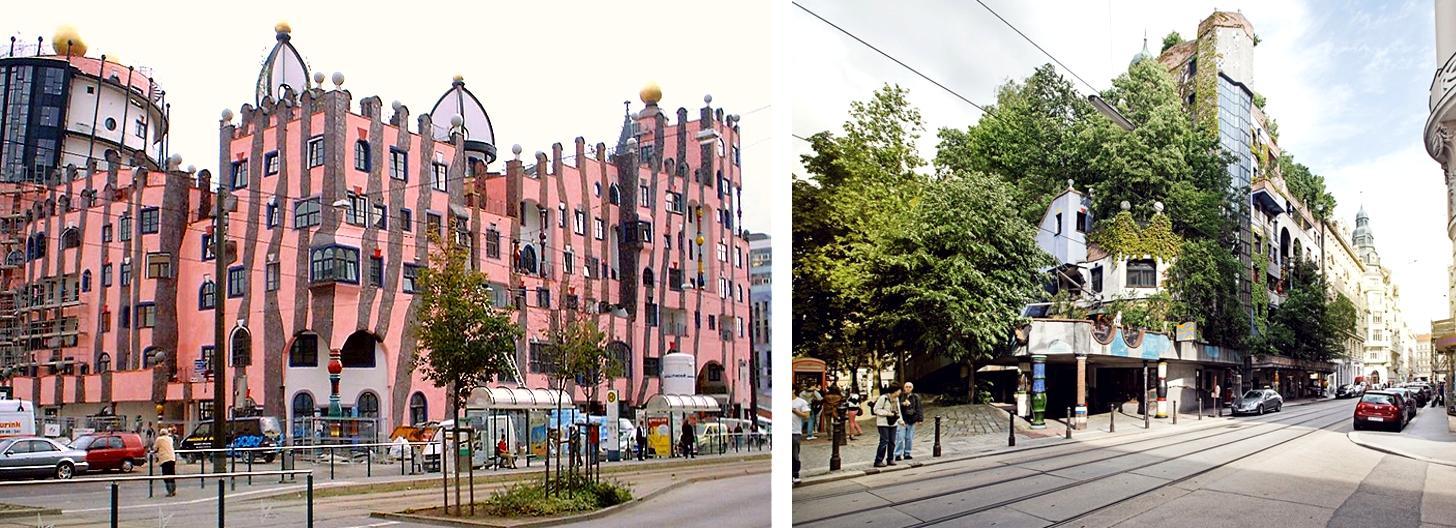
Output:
[{"xmin": 791, "ymin": 0, "xmax": 1449, "ymax": 332}]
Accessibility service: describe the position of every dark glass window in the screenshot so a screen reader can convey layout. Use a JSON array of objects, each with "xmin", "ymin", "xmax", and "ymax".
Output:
[
  {"xmin": 354, "ymin": 141, "xmax": 370, "ymax": 171},
  {"xmin": 307, "ymin": 137, "xmax": 325, "ymax": 167},
  {"xmin": 289, "ymin": 333, "xmax": 318, "ymax": 367},
  {"xmin": 389, "ymin": 148, "xmax": 407, "ymax": 180},
  {"xmin": 294, "ymin": 198, "xmax": 321, "ymax": 228},
  {"xmin": 231, "ymin": 329, "xmax": 251, "ymax": 367},
  {"xmin": 485, "ymin": 228, "xmax": 501, "ymax": 259},
  {"xmin": 139, "ymin": 207, "xmax": 159, "ymax": 234},
  {"xmin": 369, "ymin": 256, "xmax": 384, "ymax": 287},
  {"xmin": 402, "ymin": 263, "xmax": 420, "ymax": 293},
  {"xmin": 265, "ymin": 151, "xmax": 279, "ymax": 175},
  {"xmin": 230, "ymin": 159, "xmax": 248, "ymax": 189},
  {"xmin": 1126, "ymin": 259, "xmax": 1157, "ymax": 288},
  {"xmin": 227, "ymin": 266, "xmax": 246, "ymax": 297},
  {"xmin": 199, "ymin": 280, "xmax": 216, "ymax": 310},
  {"xmin": 265, "ymin": 262, "xmax": 280, "ymax": 292},
  {"xmin": 431, "ymin": 163, "xmax": 447, "ymax": 191},
  {"xmin": 309, "ymin": 246, "xmax": 360, "ymax": 284}
]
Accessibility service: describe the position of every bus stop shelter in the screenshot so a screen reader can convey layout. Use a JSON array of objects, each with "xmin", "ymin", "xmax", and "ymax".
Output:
[
  {"xmin": 466, "ymin": 387, "xmax": 573, "ymax": 465},
  {"xmin": 642, "ymin": 394, "xmax": 721, "ymax": 457}
]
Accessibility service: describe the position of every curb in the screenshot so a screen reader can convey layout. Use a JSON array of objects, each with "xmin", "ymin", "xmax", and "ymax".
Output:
[
  {"xmin": 794, "ymin": 397, "xmax": 1338, "ymax": 488},
  {"xmin": 0, "ymin": 506, "xmax": 62, "ymax": 519},
  {"xmin": 1346, "ymin": 431, "xmax": 1456, "ymax": 468},
  {"xmin": 369, "ymin": 467, "xmax": 770, "ymax": 527}
]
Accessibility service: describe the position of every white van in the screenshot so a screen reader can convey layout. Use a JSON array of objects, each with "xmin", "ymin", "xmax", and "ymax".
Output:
[{"xmin": 0, "ymin": 400, "xmax": 37, "ymax": 439}]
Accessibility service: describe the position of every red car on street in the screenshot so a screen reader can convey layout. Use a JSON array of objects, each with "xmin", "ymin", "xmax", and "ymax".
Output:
[
  {"xmin": 72, "ymin": 433, "xmax": 147, "ymax": 473},
  {"xmin": 1353, "ymin": 391, "xmax": 1407, "ymax": 432}
]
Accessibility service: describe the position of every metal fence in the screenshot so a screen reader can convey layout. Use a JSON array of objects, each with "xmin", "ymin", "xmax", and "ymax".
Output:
[{"xmin": 0, "ymin": 469, "xmax": 314, "ymax": 527}]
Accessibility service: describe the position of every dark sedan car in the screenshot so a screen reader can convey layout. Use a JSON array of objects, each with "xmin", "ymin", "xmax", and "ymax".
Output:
[
  {"xmin": 1232, "ymin": 389, "xmax": 1284, "ymax": 415},
  {"xmin": 0, "ymin": 437, "xmax": 89, "ymax": 479},
  {"xmin": 1335, "ymin": 384, "xmax": 1365, "ymax": 399},
  {"xmin": 1397, "ymin": 384, "xmax": 1430, "ymax": 407},
  {"xmin": 1386, "ymin": 387, "xmax": 1419, "ymax": 421}
]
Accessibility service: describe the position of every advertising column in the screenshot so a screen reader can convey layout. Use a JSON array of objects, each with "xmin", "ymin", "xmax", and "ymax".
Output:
[
  {"xmin": 1156, "ymin": 360, "xmax": 1168, "ymax": 418},
  {"xmin": 1030, "ymin": 355, "xmax": 1047, "ymax": 429},
  {"xmin": 606, "ymin": 390, "xmax": 620, "ymax": 461}
]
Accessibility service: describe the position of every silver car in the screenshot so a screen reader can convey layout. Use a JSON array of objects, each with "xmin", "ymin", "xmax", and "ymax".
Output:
[
  {"xmin": 1232, "ymin": 389, "xmax": 1283, "ymax": 415},
  {"xmin": 0, "ymin": 437, "xmax": 89, "ymax": 479}
]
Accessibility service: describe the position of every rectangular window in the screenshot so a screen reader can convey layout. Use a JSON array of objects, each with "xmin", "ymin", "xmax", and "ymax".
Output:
[
  {"xmin": 139, "ymin": 207, "xmax": 159, "ymax": 234},
  {"xmin": 120, "ymin": 216, "xmax": 131, "ymax": 241},
  {"xmin": 307, "ymin": 137, "xmax": 324, "ymax": 167},
  {"xmin": 265, "ymin": 262, "xmax": 280, "ymax": 292},
  {"xmin": 120, "ymin": 305, "xmax": 130, "ymax": 329},
  {"xmin": 400, "ymin": 208, "xmax": 413, "ymax": 231},
  {"xmin": 669, "ymin": 268, "xmax": 683, "ymax": 291},
  {"xmin": 402, "ymin": 263, "xmax": 420, "ymax": 293},
  {"xmin": 1076, "ymin": 211, "xmax": 1089, "ymax": 233},
  {"xmin": 666, "ymin": 192, "xmax": 684, "ymax": 214},
  {"xmin": 593, "ymin": 218, "xmax": 604, "ymax": 240},
  {"xmin": 372, "ymin": 204, "xmax": 388, "ymax": 230},
  {"xmin": 573, "ymin": 210, "xmax": 586, "ymax": 235},
  {"xmin": 266, "ymin": 202, "xmax": 279, "ymax": 228},
  {"xmin": 1091, "ymin": 266, "xmax": 1103, "ymax": 293},
  {"xmin": 643, "ymin": 357, "xmax": 661, "ymax": 376},
  {"xmin": 309, "ymin": 246, "xmax": 360, "ymax": 284},
  {"xmin": 264, "ymin": 151, "xmax": 279, "ymax": 175},
  {"xmin": 426, "ymin": 213, "xmax": 443, "ymax": 238},
  {"xmin": 537, "ymin": 288, "xmax": 551, "ymax": 308},
  {"xmin": 227, "ymin": 266, "xmax": 246, "ymax": 297},
  {"xmin": 639, "ymin": 185, "xmax": 651, "ymax": 207},
  {"xmin": 102, "ymin": 224, "xmax": 112, "ymax": 243},
  {"xmin": 563, "ymin": 252, "xmax": 574, "ymax": 275},
  {"xmin": 137, "ymin": 303, "xmax": 156, "ymax": 328},
  {"xmin": 486, "ymin": 228, "xmax": 501, "ymax": 259},
  {"xmin": 294, "ymin": 198, "xmax": 321, "ymax": 228},
  {"xmin": 289, "ymin": 334, "xmax": 318, "ymax": 367},
  {"xmin": 1126, "ymin": 259, "xmax": 1157, "ymax": 288},
  {"xmin": 1054, "ymin": 213, "xmax": 1063, "ymax": 235},
  {"xmin": 645, "ymin": 302, "xmax": 659, "ymax": 327},
  {"xmin": 558, "ymin": 204, "xmax": 567, "ymax": 228},
  {"xmin": 389, "ymin": 148, "xmax": 407, "ymax": 180},
  {"xmin": 230, "ymin": 159, "xmax": 248, "ymax": 189},
  {"xmin": 585, "ymin": 256, "xmax": 599, "ymax": 279},
  {"xmin": 431, "ymin": 163, "xmax": 448, "ymax": 192},
  {"xmin": 528, "ymin": 342, "xmax": 556, "ymax": 373},
  {"xmin": 201, "ymin": 234, "xmax": 215, "ymax": 260},
  {"xmin": 101, "ymin": 264, "xmax": 112, "ymax": 287},
  {"xmin": 145, "ymin": 253, "xmax": 171, "ymax": 279},
  {"xmin": 345, "ymin": 193, "xmax": 368, "ymax": 226},
  {"xmin": 369, "ymin": 256, "xmax": 384, "ymax": 286},
  {"xmin": 134, "ymin": 119, "xmax": 146, "ymax": 138}
]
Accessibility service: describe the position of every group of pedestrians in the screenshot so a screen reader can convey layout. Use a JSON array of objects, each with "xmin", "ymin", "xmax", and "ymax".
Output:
[{"xmin": 791, "ymin": 380, "xmax": 924, "ymax": 483}]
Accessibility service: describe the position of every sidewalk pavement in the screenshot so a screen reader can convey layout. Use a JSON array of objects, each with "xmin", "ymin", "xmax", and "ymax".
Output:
[
  {"xmin": 796, "ymin": 396, "xmax": 1337, "ymax": 482},
  {"xmin": 1347, "ymin": 406, "xmax": 1456, "ymax": 467}
]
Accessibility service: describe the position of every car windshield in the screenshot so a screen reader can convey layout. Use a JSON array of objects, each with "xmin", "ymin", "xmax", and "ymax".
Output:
[
  {"xmin": 71, "ymin": 436, "xmax": 98, "ymax": 450},
  {"xmin": 1242, "ymin": 391, "xmax": 1262, "ymax": 400},
  {"xmin": 1361, "ymin": 394, "xmax": 1395, "ymax": 406}
]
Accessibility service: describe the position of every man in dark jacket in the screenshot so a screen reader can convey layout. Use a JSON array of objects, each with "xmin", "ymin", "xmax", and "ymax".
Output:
[
  {"xmin": 680, "ymin": 418, "xmax": 697, "ymax": 459},
  {"xmin": 895, "ymin": 382, "xmax": 923, "ymax": 461}
]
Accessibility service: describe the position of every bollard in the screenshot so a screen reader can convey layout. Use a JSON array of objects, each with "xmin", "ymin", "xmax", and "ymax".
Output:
[
  {"xmin": 1109, "ymin": 403, "xmax": 1116, "ymax": 433},
  {"xmin": 231, "ymin": 454, "xmax": 236, "ymax": 491},
  {"xmin": 1144, "ymin": 406, "xmax": 1150, "ymax": 429},
  {"xmin": 1198, "ymin": 396, "xmax": 1203, "ymax": 420},
  {"xmin": 829, "ymin": 416, "xmax": 843, "ymax": 471},
  {"xmin": 307, "ymin": 474, "xmax": 314, "ymax": 527},
  {"xmin": 218, "ymin": 478, "xmax": 225, "ymax": 527},
  {"xmin": 330, "ymin": 446, "xmax": 335, "ymax": 480},
  {"xmin": 933, "ymin": 416, "xmax": 943, "ymax": 457},
  {"xmin": 148, "ymin": 452, "xmax": 155, "ymax": 498},
  {"xmin": 247, "ymin": 453, "xmax": 253, "ymax": 486},
  {"xmin": 1172, "ymin": 401, "xmax": 1178, "ymax": 425},
  {"xmin": 1008, "ymin": 408, "xmax": 1016, "ymax": 447},
  {"xmin": 110, "ymin": 481, "xmax": 119, "ymax": 528},
  {"xmin": 1065, "ymin": 407, "xmax": 1072, "ymax": 439},
  {"xmin": 367, "ymin": 446, "xmax": 372, "ymax": 478}
]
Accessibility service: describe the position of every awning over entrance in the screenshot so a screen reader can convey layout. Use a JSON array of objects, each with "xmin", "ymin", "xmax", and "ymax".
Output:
[
  {"xmin": 466, "ymin": 386, "xmax": 573, "ymax": 410},
  {"xmin": 642, "ymin": 394, "xmax": 721, "ymax": 413}
]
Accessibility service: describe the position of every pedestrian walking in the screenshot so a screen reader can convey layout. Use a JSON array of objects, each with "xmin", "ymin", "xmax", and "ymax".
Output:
[
  {"xmin": 801, "ymin": 384, "xmax": 823, "ymax": 439},
  {"xmin": 1211, "ymin": 383, "xmax": 1221, "ymax": 415},
  {"xmin": 792, "ymin": 389, "xmax": 810, "ymax": 484},
  {"xmin": 732, "ymin": 423, "xmax": 744, "ymax": 450},
  {"xmin": 680, "ymin": 418, "xmax": 697, "ymax": 459},
  {"xmin": 845, "ymin": 392, "xmax": 864, "ymax": 440},
  {"xmin": 153, "ymin": 426, "xmax": 177, "ymax": 497},
  {"xmin": 821, "ymin": 385, "xmax": 843, "ymax": 436},
  {"xmin": 895, "ymin": 382, "xmax": 923, "ymax": 461},
  {"xmin": 872, "ymin": 385, "xmax": 903, "ymax": 468}
]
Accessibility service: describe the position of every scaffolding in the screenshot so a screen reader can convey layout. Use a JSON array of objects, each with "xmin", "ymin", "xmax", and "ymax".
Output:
[{"xmin": 0, "ymin": 180, "xmax": 79, "ymax": 372}]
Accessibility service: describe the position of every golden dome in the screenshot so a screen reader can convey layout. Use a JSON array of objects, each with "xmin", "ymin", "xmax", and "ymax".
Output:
[
  {"xmin": 275, "ymin": 21, "xmax": 291, "ymax": 34},
  {"xmin": 640, "ymin": 82, "xmax": 662, "ymax": 105},
  {"xmin": 453, "ymin": 73, "xmax": 465, "ymax": 83},
  {"xmin": 52, "ymin": 25, "xmax": 87, "ymax": 57}
]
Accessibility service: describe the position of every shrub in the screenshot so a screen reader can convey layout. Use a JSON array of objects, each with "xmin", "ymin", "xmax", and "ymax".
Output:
[{"xmin": 482, "ymin": 478, "xmax": 633, "ymax": 517}]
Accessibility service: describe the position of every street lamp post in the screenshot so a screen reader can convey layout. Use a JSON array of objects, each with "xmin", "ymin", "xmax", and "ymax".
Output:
[{"xmin": 211, "ymin": 179, "xmax": 228, "ymax": 474}]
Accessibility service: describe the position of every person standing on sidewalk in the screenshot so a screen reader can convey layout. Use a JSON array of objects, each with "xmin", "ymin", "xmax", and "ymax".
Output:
[
  {"xmin": 895, "ymin": 382, "xmax": 923, "ymax": 461},
  {"xmin": 153, "ymin": 426, "xmax": 177, "ymax": 497},
  {"xmin": 792, "ymin": 390, "xmax": 810, "ymax": 484},
  {"xmin": 821, "ymin": 385, "xmax": 843, "ymax": 438},
  {"xmin": 873, "ymin": 385, "xmax": 903, "ymax": 468},
  {"xmin": 802, "ymin": 384, "xmax": 823, "ymax": 439},
  {"xmin": 845, "ymin": 391, "xmax": 864, "ymax": 440}
]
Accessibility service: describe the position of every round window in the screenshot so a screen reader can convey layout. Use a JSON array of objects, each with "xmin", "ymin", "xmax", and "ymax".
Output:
[{"xmin": 104, "ymin": 117, "xmax": 116, "ymax": 131}]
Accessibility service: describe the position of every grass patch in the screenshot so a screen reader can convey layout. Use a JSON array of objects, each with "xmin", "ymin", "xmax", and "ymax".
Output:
[{"xmin": 480, "ymin": 476, "xmax": 632, "ymax": 518}]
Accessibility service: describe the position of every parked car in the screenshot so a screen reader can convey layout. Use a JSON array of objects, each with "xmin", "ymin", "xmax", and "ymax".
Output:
[
  {"xmin": 1353, "ymin": 391, "xmax": 1407, "ymax": 431},
  {"xmin": 1232, "ymin": 389, "xmax": 1283, "ymax": 415},
  {"xmin": 1405, "ymin": 383, "xmax": 1435, "ymax": 405},
  {"xmin": 1335, "ymin": 384, "xmax": 1365, "ymax": 399},
  {"xmin": 179, "ymin": 416, "xmax": 283, "ymax": 463},
  {"xmin": 0, "ymin": 436, "xmax": 89, "ymax": 479},
  {"xmin": 1386, "ymin": 387, "xmax": 1419, "ymax": 421},
  {"xmin": 72, "ymin": 432, "xmax": 147, "ymax": 473},
  {"xmin": 1396, "ymin": 384, "xmax": 1430, "ymax": 407}
]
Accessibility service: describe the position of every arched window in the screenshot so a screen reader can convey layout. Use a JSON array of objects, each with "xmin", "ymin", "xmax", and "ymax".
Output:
[
  {"xmin": 409, "ymin": 392, "xmax": 428, "ymax": 425},
  {"xmin": 593, "ymin": 182, "xmax": 602, "ymax": 197},
  {"xmin": 289, "ymin": 332, "xmax": 319, "ymax": 367},
  {"xmin": 199, "ymin": 280, "xmax": 216, "ymax": 310},
  {"xmin": 608, "ymin": 341, "xmax": 631, "ymax": 379},
  {"xmin": 231, "ymin": 327, "xmax": 251, "ymax": 367},
  {"xmin": 354, "ymin": 140, "xmax": 371, "ymax": 171},
  {"xmin": 356, "ymin": 392, "xmax": 380, "ymax": 419},
  {"xmin": 291, "ymin": 392, "xmax": 316, "ymax": 421},
  {"xmin": 5, "ymin": 251, "xmax": 22, "ymax": 267},
  {"xmin": 707, "ymin": 363, "xmax": 724, "ymax": 382},
  {"xmin": 96, "ymin": 352, "xmax": 111, "ymax": 373},
  {"xmin": 643, "ymin": 267, "xmax": 655, "ymax": 287},
  {"xmin": 81, "ymin": 270, "xmax": 91, "ymax": 293},
  {"xmin": 518, "ymin": 244, "xmax": 538, "ymax": 274},
  {"xmin": 26, "ymin": 233, "xmax": 45, "ymax": 261},
  {"xmin": 609, "ymin": 184, "xmax": 621, "ymax": 205},
  {"xmin": 340, "ymin": 331, "xmax": 377, "ymax": 368}
]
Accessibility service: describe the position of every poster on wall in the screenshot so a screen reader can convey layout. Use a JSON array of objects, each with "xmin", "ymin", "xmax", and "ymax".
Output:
[{"xmin": 646, "ymin": 416, "xmax": 671, "ymax": 456}]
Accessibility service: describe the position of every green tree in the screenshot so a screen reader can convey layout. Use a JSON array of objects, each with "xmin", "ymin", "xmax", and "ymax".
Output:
[
  {"xmin": 1164, "ymin": 239, "xmax": 1249, "ymax": 348},
  {"xmin": 1278, "ymin": 153, "xmax": 1337, "ymax": 220},
  {"xmin": 1161, "ymin": 31, "xmax": 1183, "ymax": 53},
  {"xmin": 863, "ymin": 171, "xmax": 1052, "ymax": 400},
  {"xmin": 542, "ymin": 316, "xmax": 621, "ymax": 489}
]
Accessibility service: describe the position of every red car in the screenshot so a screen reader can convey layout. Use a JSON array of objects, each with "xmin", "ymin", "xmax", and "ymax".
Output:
[
  {"xmin": 1353, "ymin": 391, "xmax": 1407, "ymax": 432},
  {"xmin": 72, "ymin": 433, "xmax": 147, "ymax": 473}
]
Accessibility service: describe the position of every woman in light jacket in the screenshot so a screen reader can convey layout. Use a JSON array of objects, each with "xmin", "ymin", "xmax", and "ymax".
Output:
[{"xmin": 873, "ymin": 385, "xmax": 902, "ymax": 468}]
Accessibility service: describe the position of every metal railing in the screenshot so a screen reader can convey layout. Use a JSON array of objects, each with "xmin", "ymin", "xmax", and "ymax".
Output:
[{"xmin": 0, "ymin": 469, "xmax": 314, "ymax": 528}]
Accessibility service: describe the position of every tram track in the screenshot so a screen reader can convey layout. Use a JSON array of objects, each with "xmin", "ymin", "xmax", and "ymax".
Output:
[{"xmin": 794, "ymin": 401, "xmax": 1353, "ymax": 527}]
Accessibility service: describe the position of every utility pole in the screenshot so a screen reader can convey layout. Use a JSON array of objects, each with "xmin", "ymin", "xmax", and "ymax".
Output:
[{"xmin": 212, "ymin": 184, "xmax": 228, "ymax": 473}]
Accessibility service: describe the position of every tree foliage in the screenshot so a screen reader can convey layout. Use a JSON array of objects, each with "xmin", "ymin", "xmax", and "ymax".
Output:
[
  {"xmin": 415, "ymin": 233, "xmax": 523, "ymax": 415},
  {"xmin": 1278, "ymin": 153, "xmax": 1336, "ymax": 220},
  {"xmin": 1164, "ymin": 239, "xmax": 1249, "ymax": 347},
  {"xmin": 544, "ymin": 317, "xmax": 623, "ymax": 401},
  {"xmin": 1254, "ymin": 259, "xmax": 1347, "ymax": 361},
  {"xmin": 1161, "ymin": 31, "xmax": 1183, "ymax": 53}
]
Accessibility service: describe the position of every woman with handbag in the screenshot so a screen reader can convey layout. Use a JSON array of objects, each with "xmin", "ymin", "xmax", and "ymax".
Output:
[
  {"xmin": 873, "ymin": 385, "xmax": 903, "ymax": 468},
  {"xmin": 845, "ymin": 392, "xmax": 864, "ymax": 440}
]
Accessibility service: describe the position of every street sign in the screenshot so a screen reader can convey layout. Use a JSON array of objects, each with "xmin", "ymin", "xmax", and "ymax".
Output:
[{"xmin": 605, "ymin": 389, "xmax": 620, "ymax": 461}]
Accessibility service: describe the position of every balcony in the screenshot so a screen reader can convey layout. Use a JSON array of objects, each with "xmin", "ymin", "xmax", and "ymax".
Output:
[{"xmin": 1426, "ymin": 50, "xmax": 1456, "ymax": 161}]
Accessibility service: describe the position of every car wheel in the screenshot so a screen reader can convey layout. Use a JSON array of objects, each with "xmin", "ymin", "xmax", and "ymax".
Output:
[
  {"xmin": 1257, "ymin": 405, "xmax": 1264, "ymax": 415},
  {"xmin": 55, "ymin": 462, "xmax": 74, "ymax": 480},
  {"xmin": 264, "ymin": 454, "xmax": 276, "ymax": 464},
  {"xmin": 121, "ymin": 459, "xmax": 134, "ymax": 473}
]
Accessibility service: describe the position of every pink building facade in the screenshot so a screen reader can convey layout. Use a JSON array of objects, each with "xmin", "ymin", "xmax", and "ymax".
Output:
[{"xmin": 0, "ymin": 27, "xmax": 753, "ymax": 436}]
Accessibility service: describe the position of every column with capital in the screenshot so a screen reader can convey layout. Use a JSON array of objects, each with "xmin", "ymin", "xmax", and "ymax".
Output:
[{"xmin": 328, "ymin": 348, "xmax": 343, "ymax": 438}]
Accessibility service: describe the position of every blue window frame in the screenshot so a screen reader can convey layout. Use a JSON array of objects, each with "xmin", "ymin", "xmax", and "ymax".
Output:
[
  {"xmin": 266, "ymin": 202, "xmax": 279, "ymax": 229},
  {"xmin": 81, "ymin": 270, "xmax": 91, "ymax": 293},
  {"xmin": 119, "ymin": 262, "xmax": 131, "ymax": 286},
  {"xmin": 264, "ymin": 151, "xmax": 280, "ymax": 175},
  {"xmin": 402, "ymin": 263, "xmax": 420, "ymax": 293},
  {"xmin": 355, "ymin": 140, "xmax": 371, "ymax": 171},
  {"xmin": 389, "ymin": 148, "xmax": 407, "ymax": 181},
  {"xmin": 102, "ymin": 264, "xmax": 112, "ymax": 287},
  {"xmin": 400, "ymin": 208, "xmax": 413, "ymax": 231},
  {"xmin": 307, "ymin": 137, "xmax": 325, "ymax": 168},
  {"xmin": 309, "ymin": 245, "xmax": 360, "ymax": 284},
  {"xmin": 369, "ymin": 256, "xmax": 384, "ymax": 287},
  {"xmin": 227, "ymin": 266, "xmax": 246, "ymax": 297},
  {"xmin": 230, "ymin": 159, "xmax": 248, "ymax": 189},
  {"xmin": 199, "ymin": 280, "xmax": 216, "ymax": 310},
  {"xmin": 139, "ymin": 207, "xmax": 159, "ymax": 234},
  {"xmin": 201, "ymin": 234, "xmax": 215, "ymax": 260}
]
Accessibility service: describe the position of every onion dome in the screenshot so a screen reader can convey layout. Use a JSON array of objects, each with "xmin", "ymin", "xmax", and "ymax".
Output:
[
  {"xmin": 429, "ymin": 75, "xmax": 497, "ymax": 163},
  {"xmin": 52, "ymin": 25, "xmax": 87, "ymax": 57},
  {"xmin": 255, "ymin": 21, "xmax": 309, "ymax": 105},
  {"xmin": 1130, "ymin": 34, "xmax": 1152, "ymax": 67}
]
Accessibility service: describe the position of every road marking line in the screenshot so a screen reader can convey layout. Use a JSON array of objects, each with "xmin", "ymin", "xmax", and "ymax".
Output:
[{"xmin": 64, "ymin": 485, "xmax": 307, "ymax": 512}]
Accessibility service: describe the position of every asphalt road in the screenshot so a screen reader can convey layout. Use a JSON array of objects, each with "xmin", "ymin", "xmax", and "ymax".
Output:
[
  {"xmin": 552, "ymin": 472, "xmax": 770, "ymax": 528},
  {"xmin": 792, "ymin": 398, "xmax": 1456, "ymax": 528}
]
